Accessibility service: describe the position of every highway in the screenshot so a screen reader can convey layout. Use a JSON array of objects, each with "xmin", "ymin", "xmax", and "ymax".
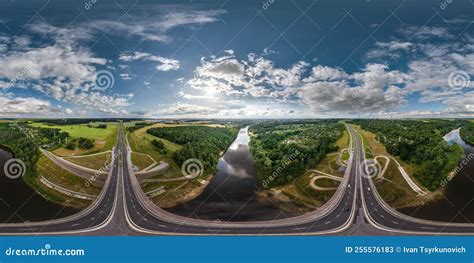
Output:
[
  {"xmin": 0, "ymin": 127, "xmax": 123, "ymax": 235},
  {"xmin": 121, "ymin": 125, "xmax": 359, "ymax": 235},
  {"xmin": 2, "ymin": 124, "xmax": 474, "ymax": 235},
  {"xmin": 354, "ymin": 125, "xmax": 474, "ymax": 234}
]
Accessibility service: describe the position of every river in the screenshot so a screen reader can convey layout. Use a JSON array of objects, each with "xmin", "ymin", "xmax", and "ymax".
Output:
[
  {"xmin": 166, "ymin": 127, "xmax": 302, "ymax": 221},
  {"xmin": 399, "ymin": 128, "xmax": 474, "ymax": 223},
  {"xmin": 0, "ymin": 146, "xmax": 77, "ymax": 223}
]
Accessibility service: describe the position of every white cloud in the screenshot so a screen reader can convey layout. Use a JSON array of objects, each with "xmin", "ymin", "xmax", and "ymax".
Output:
[
  {"xmin": 366, "ymin": 41, "xmax": 413, "ymax": 59},
  {"xmin": 185, "ymin": 52, "xmax": 408, "ymax": 114},
  {"xmin": 120, "ymin": 73, "xmax": 132, "ymax": 80},
  {"xmin": 91, "ymin": 9, "xmax": 224, "ymax": 43},
  {"xmin": 399, "ymin": 26, "xmax": 452, "ymax": 40},
  {"xmin": 186, "ymin": 52, "xmax": 309, "ymax": 99},
  {"xmin": 0, "ymin": 23, "xmax": 132, "ymax": 115},
  {"xmin": 0, "ymin": 95, "xmax": 53, "ymax": 116},
  {"xmin": 119, "ymin": 51, "xmax": 180, "ymax": 71},
  {"xmin": 153, "ymin": 102, "xmax": 219, "ymax": 116},
  {"xmin": 300, "ymin": 64, "xmax": 407, "ymax": 113},
  {"xmin": 156, "ymin": 10, "xmax": 225, "ymax": 31}
]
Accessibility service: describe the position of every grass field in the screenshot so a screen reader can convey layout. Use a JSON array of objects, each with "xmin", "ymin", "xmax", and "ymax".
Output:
[
  {"xmin": 65, "ymin": 152, "xmax": 112, "ymax": 170},
  {"xmin": 353, "ymin": 125, "xmax": 427, "ymax": 208},
  {"xmin": 127, "ymin": 130, "xmax": 182, "ymax": 179},
  {"xmin": 36, "ymin": 154, "xmax": 101, "ymax": 208},
  {"xmin": 131, "ymin": 152, "xmax": 156, "ymax": 171},
  {"xmin": 31, "ymin": 122, "xmax": 118, "ymax": 155}
]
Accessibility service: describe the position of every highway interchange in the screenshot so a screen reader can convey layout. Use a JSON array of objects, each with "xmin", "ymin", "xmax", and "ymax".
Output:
[{"xmin": 1, "ymin": 123, "xmax": 474, "ymax": 235}]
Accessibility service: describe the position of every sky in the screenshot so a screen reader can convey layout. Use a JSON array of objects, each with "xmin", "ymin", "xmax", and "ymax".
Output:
[{"xmin": 0, "ymin": 0, "xmax": 473, "ymax": 119}]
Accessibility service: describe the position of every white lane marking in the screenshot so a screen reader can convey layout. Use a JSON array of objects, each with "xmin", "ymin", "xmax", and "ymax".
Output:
[
  {"xmin": 292, "ymin": 227, "xmax": 306, "ymax": 230},
  {"xmin": 392, "ymin": 221, "xmax": 399, "ymax": 225},
  {"xmin": 421, "ymin": 226, "xmax": 436, "ymax": 230},
  {"xmin": 72, "ymin": 223, "xmax": 80, "ymax": 227},
  {"xmin": 325, "ymin": 221, "xmax": 331, "ymax": 224}
]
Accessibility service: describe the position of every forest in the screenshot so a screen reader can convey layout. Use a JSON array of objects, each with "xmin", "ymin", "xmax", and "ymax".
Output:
[
  {"xmin": 147, "ymin": 126, "xmax": 239, "ymax": 174},
  {"xmin": 352, "ymin": 119, "xmax": 466, "ymax": 191},
  {"xmin": 0, "ymin": 123, "xmax": 71, "ymax": 186},
  {"xmin": 460, "ymin": 122, "xmax": 474, "ymax": 145},
  {"xmin": 249, "ymin": 120, "xmax": 344, "ymax": 188}
]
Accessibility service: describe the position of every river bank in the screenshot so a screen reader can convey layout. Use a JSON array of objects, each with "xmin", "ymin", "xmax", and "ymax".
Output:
[
  {"xmin": 399, "ymin": 129, "xmax": 474, "ymax": 222},
  {"xmin": 165, "ymin": 127, "xmax": 303, "ymax": 221},
  {"xmin": 0, "ymin": 146, "xmax": 77, "ymax": 223}
]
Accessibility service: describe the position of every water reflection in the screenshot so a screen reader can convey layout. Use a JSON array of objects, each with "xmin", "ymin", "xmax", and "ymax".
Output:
[
  {"xmin": 400, "ymin": 129, "xmax": 474, "ymax": 223},
  {"xmin": 0, "ymin": 146, "xmax": 77, "ymax": 223},
  {"xmin": 166, "ymin": 127, "xmax": 302, "ymax": 221}
]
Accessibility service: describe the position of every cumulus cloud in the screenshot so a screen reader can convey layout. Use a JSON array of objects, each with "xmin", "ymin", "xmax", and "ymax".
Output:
[
  {"xmin": 0, "ymin": 22, "xmax": 132, "ymax": 115},
  {"xmin": 0, "ymin": 95, "xmax": 53, "ymax": 116},
  {"xmin": 300, "ymin": 64, "xmax": 407, "ymax": 113},
  {"xmin": 154, "ymin": 102, "xmax": 219, "ymax": 116},
  {"xmin": 186, "ymin": 52, "xmax": 309, "ymax": 98},
  {"xmin": 184, "ymin": 51, "xmax": 409, "ymax": 114}
]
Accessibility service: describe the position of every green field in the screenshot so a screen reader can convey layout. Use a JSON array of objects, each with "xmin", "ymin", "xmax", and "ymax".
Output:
[
  {"xmin": 31, "ymin": 122, "xmax": 118, "ymax": 155},
  {"xmin": 131, "ymin": 152, "xmax": 156, "ymax": 171},
  {"xmin": 36, "ymin": 154, "xmax": 100, "ymax": 208},
  {"xmin": 65, "ymin": 152, "xmax": 112, "ymax": 170}
]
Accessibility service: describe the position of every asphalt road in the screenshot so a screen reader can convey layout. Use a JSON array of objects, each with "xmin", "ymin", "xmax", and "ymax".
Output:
[
  {"xmin": 0, "ymin": 127, "xmax": 123, "ymax": 235},
  {"xmin": 121, "ymin": 126, "xmax": 359, "ymax": 235},
  {"xmin": 355, "ymin": 125, "xmax": 474, "ymax": 234},
  {"xmin": 3, "ymin": 124, "xmax": 474, "ymax": 235}
]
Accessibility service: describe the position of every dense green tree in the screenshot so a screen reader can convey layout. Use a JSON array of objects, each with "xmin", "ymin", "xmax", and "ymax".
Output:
[
  {"xmin": 249, "ymin": 121, "xmax": 344, "ymax": 188},
  {"xmin": 352, "ymin": 119, "xmax": 466, "ymax": 191},
  {"xmin": 147, "ymin": 126, "xmax": 239, "ymax": 174}
]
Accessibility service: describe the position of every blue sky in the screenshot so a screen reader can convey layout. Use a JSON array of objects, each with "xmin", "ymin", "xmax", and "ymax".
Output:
[{"xmin": 0, "ymin": 0, "xmax": 472, "ymax": 118}]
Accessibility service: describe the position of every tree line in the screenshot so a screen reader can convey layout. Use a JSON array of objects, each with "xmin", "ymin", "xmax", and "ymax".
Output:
[
  {"xmin": 249, "ymin": 121, "xmax": 344, "ymax": 188},
  {"xmin": 352, "ymin": 119, "xmax": 465, "ymax": 191},
  {"xmin": 147, "ymin": 126, "xmax": 239, "ymax": 174},
  {"xmin": 460, "ymin": 122, "xmax": 474, "ymax": 145}
]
